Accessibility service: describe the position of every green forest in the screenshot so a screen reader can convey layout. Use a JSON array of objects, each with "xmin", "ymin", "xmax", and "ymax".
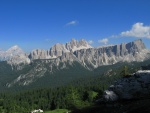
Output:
[
  {"xmin": 0, "ymin": 59, "xmax": 150, "ymax": 113},
  {"xmin": 0, "ymin": 75, "xmax": 112, "ymax": 113}
]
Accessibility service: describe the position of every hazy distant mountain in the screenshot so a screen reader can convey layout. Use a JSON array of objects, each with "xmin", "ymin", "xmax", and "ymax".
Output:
[{"xmin": 0, "ymin": 45, "xmax": 30, "ymax": 65}]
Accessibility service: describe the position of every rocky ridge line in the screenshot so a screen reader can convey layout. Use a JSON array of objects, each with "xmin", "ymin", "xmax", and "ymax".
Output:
[{"xmin": 0, "ymin": 39, "xmax": 149, "ymax": 70}]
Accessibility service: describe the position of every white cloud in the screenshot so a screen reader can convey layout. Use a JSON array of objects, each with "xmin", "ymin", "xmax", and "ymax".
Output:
[
  {"xmin": 88, "ymin": 40, "xmax": 94, "ymax": 44},
  {"xmin": 98, "ymin": 38, "xmax": 108, "ymax": 44},
  {"xmin": 121, "ymin": 22, "xmax": 150, "ymax": 38},
  {"xmin": 66, "ymin": 20, "xmax": 78, "ymax": 26}
]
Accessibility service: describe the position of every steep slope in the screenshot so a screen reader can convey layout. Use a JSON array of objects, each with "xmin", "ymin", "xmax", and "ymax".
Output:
[
  {"xmin": 4, "ymin": 59, "xmax": 150, "ymax": 90},
  {"xmin": 6, "ymin": 60, "xmax": 92, "ymax": 89}
]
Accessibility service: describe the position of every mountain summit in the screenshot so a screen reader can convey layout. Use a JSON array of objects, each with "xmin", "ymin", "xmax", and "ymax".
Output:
[
  {"xmin": 6, "ymin": 45, "xmax": 24, "ymax": 56},
  {"xmin": 0, "ymin": 45, "xmax": 30, "ymax": 64},
  {"xmin": 29, "ymin": 39, "xmax": 92, "ymax": 60}
]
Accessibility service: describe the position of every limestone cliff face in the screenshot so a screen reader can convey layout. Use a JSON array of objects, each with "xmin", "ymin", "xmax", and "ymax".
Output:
[
  {"xmin": 73, "ymin": 39, "xmax": 149, "ymax": 69},
  {"xmin": 29, "ymin": 49, "xmax": 49, "ymax": 60},
  {"xmin": 29, "ymin": 39, "xmax": 92, "ymax": 60},
  {"xmin": 49, "ymin": 43, "xmax": 69, "ymax": 58},
  {"xmin": 103, "ymin": 70, "xmax": 150, "ymax": 101},
  {"xmin": 0, "ymin": 39, "xmax": 149, "ymax": 68},
  {"xmin": 65, "ymin": 39, "xmax": 92, "ymax": 51}
]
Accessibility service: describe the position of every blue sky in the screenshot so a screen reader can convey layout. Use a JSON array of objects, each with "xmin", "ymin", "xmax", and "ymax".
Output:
[{"xmin": 0, "ymin": 0, "xmax": 150, "ymax": 52}]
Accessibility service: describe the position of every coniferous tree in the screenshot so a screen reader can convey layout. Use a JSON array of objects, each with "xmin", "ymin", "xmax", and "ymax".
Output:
[{"xmin": 120, "ymin": 66, "xmax": 130, "ymax": 77}]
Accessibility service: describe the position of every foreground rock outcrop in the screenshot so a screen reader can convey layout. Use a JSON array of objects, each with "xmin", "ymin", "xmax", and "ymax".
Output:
[{"xmin": 103, "ymin": 70, "xmax": 150, "ymax": 101}]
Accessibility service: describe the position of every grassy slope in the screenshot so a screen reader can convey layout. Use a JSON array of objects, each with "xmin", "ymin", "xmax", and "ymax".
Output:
[{"xmin": 45, "ymin": 109, "xmax": 70, "ymax": 113}]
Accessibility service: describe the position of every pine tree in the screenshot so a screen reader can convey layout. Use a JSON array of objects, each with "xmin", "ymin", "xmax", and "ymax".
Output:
[{"xmin": 120, "ymin": 66, "xmax": 129, "ymax": 77}]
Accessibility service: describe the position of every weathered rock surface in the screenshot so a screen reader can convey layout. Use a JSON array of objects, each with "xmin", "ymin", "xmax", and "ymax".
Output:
[
  {"xmin": 29, "ymin": 39, "xmax": 92, "ymax": 60},
  {"xmin": 73, "ymin": 39, "xmax": 150, "ymax": 69},
  {"xmin": 0, "ymin": 45, "xmax": 30, "ymax": 65},
  {"xmin": 103, "ymin": 70, "xmax": 150, "ymax": 101},
  {"xmin": 0, "ymin": 39, "xmax": 150, "ymax": 70},
  {"xmin": 29, "ymin": 49, "xmax": 50, "ymax": 60},
  {"xmin": 7, "ymin": 62, "xmax": 47, "ymax": 87}
]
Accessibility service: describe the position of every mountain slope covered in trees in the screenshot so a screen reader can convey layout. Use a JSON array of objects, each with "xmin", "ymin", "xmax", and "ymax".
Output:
[{"xmin": 1, "ymin": 59, "xmax": 150, "ymax": 112}]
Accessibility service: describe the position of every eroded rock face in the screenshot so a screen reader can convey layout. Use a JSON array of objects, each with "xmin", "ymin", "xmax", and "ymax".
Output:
[
  {"xmin": 7, "ymin": 63, "xmax": 47, "ymax": 87},
  {"xmin": 103, "ymin": 70, "xmax": 150, "ymax": 101},
  {"xmin": 0, "ymin": 45, "xmax": 30, "ymax": 65},
  {"xmin": 49, "ymin": 43, "xmax": 69, "ymax": 58},
  {"xmin": 29, "ymin": 39, "xmax": 92, "ymax": 60},
  {"xmin": 29, "ymin": 49, "xmax": 50, "ymax": 60},
  {"xmin": 0, "ymin": 39, "xmax": 150, "ymax": 69},
  {"xmin": 73, "ymin": 39, "xmax": 149, "ymax": 70}
]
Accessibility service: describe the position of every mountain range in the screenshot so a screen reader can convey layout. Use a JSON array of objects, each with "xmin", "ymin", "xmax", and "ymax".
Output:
[
  {"xmin": 1, "ymin": 39, "xmax": 150, "ymax": 66},
  {"xmin": 0, "ymin": 39, "xmax": 150, "ymax": 88}
]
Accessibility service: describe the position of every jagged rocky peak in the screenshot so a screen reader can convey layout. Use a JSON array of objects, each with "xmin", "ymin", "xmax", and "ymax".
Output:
[
  {"xmin": 79, "ymin": 39, "xmax": 89, "ymax": 47},
  {"xmin": 6, "ymin": 45, "xmax": 24, "ymax": 55},
  {"xmin": 29, "ymin": 39, "xmax": 93, "ymax": 60},
  {"xmin": 70, "ymin": 38, "xmax": 78, "ymax": 48},
  {"xmin": 73, "ymin": 39, "xmax": 150, "ymax": 69},
  {"xmin": 133, "ymin": 39, "xmax": 145, "ymax": 49},
  {"xmin": 0, "ymin": 45, "xmax": 31, "ymax": 65},
  {"xmin": 126, "ymin": 39, "xmax": 146, "ymax": 53},
  {"xmin": 49, "ymin": 39, "xmax": 92, "ymax": 58},
  {"xmin": 7, "ymin": 54, "xmax": 31, "ymax": 65},
  {"xmin": 1, "ymin": 39, "xmax": 149, "ymax": 67},
  {"xmin": 7, "ymin": 45, "xmax": 19, "ymax": 50},
  {"xmin": 49, "ymin": 43, "xmax": 69, "ymax": 57},
  {"xmin": 29, "ymin": 39, "xmax": 149, "ymax": 70},
  {"xmin": 6, "ymin": 45, "xmax": 30, "ymax": 65},
  {"xmin": 66, "ymin": 38, "xmax": 92, "ymax": 52}
]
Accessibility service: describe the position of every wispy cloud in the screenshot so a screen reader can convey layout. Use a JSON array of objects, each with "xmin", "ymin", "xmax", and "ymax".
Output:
[
  {"xmin": 98, "ymin": 38, "xmax": 108, "ymax": 44},
  {"xmin": 45, "ymin": 39, "xmax": 54, "ymax": 43},
  {"xmin": 88, "ymin": 40, "xmax": 94, "ymax": 44},
  {"xmin": 120, "ymin": 22, "xmax": 150, "ymax": 38},
  {"xmin": 65, "ymin": 20, "xmax": 78, "ymax": 26}
]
